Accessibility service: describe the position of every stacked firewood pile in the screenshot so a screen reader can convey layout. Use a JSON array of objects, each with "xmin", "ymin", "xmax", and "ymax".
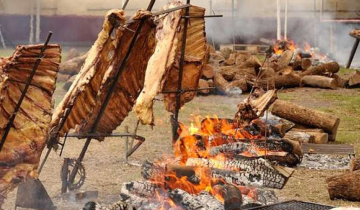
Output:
[
  {"xmin": 56, "ymin": 48, "xmax": 87, "ymax": 89},
  {"xmin": 205, "ymin": 40, "xmax": 360, "ymax": 96}
]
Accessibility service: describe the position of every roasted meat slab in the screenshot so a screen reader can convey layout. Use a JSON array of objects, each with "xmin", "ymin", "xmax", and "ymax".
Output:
[
  {"xmin": 0, "ymin": 44, "xmax": 61, "ymax": 205},
  {"xmin": 134, "ymin": 1, "xmax": 207, "ymax": 125},
  {"xmin": 50, "ymin": 9, "xmax": 156, "ymax": 140}
]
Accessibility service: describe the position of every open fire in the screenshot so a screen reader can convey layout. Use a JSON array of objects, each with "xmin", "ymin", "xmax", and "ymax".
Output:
[{"xmin": 97, "ymin": 90, "xmax": 302, "ymax": 210}]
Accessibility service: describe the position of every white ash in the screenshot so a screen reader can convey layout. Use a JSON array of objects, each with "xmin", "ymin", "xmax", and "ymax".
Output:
[{"xmin": 299, "ymin": 154, "xmax": 351, "ymax": 170}]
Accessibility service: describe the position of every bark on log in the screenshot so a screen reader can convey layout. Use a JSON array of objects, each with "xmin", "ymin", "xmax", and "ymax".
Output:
[
  {"xmin": 302, "ymin": 61, "xmax": 340, "ymax": 76},
  {"xmin": 291, "ymin": 58, "xmax": 312, "ymax": 70},
  {"xmin": 327, "ymin": 170, "xmax": 360, "ymax": 201},
  {"xmin": 239, "ymin": 55, "xmax": 262, "ymax": 69},
  {"xmin": 83, "ymin": 201, "xmax": 132, "ymax": 210},
  {"xmin": 301, "ymin": 75, "xmax": 338, "ymax": 90},
  {"xmin": 284, "ymin": 131, "xmax": 314, "ymax": 143},
  {"xmin": 56, "ymin": 73, "xmax": 71, "ymax": 82},
  {"xmin": 227, "ymin": 79, "xmax": 248, "ymax": 92},
  {"xmin": 332, "ymin": 74, "xmax": 348, "ymax": 88},
  {"xmin": 169, "ymin": 189, "xmax": 224, "ymax": 210},
  {"xmin": 271, "ymin": 100, "xmax": 340, "ymax": 141},
  {"xmin": 290, "ymin": 128, "xmax": 328, "ymax": 144},
  {"xmin": 202, "ymin": 64, "xmax": 215, "ymax": 79},
  {"xmin": 348, "ymin": 71, "xmax": 360, "ymax": 87},
  {"xmin": 350, "ymin": 157, "xmax": 360, "ymax": 172}
]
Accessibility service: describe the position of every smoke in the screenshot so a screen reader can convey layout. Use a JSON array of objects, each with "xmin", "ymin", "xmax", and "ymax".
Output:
[{"xmin": 205, "ymin": 0, "xmax": 360, "ymax": 67}]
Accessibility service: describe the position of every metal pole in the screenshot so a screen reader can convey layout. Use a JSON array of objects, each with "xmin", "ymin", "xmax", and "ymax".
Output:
[
  {"xmin": 346, "ymin": 39, "xmax": 359, "ymax": 69},
  {"xmin": 231, "ymin": 0, "xmax": 235, "ymax": 48},
  {"xmin": 35, "ymin": 0, "xmax": 41, "ymax": 43},
  {"xmin": 29, "ymin": 0, "xmax": 35, "ymax": 44},
  {"xmin": 67, "ymin": 0, "xmax": 156, "ymax": 186},
  {"xmin": 284, "ymin": 0, "xmax": 288, "ymax": 40},
  {"xmin": 0, "ymin": 32, "xmax": 53, "ymax": 153},
  {"xmin": 122, "ymin": 0, "xmax": 130, "ymax": 10},
  {"xmin": 173, "ymin": 0, "xmax": 190, "ymax": 143},
  {"xmin": 277, "ymin": 0, "xmax": 281, "ymax": 40}
]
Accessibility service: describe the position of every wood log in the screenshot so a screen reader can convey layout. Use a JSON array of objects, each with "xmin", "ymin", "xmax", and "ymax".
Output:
[
  {"xmin": 202, "ymin": 64, "xmax": 215, "ymax": 79},
  {"xmin": 239, "ymin": 55, "xmax": 262, "ymax": 69},
  {"xmin": 235, "ymin": 53, "xmax": 252, "ymax": 66},
  {"xmin": 65, "ymin": 48, "xmax": 80, "ymax": 61},
  {"xmin": 56, "ymin": 73, "xmax": 71, "ymax": 82},
  {"xmin": 332, "ymin": 74, "xmax": 348, "ymax": 88},
  {"xmin": 59, "ymin": 53, "xmax": 87, "ymax": 76},
  {"xmin": 274, "ymin": 69, "xmax": 301, "ymax": 88},
  {"xmin": 302, "ymin": 61, "xmax": 340, "ymax": 76},
  {"xmin": 187, "ymin": 158, "xmax": 289, "ymax": 189},
  {"xmin": 348, "ymin": 71, "xmax": 360, "ymax": 87},
  {"xmin": 169, "ymin": 189, "xmax": 224, "ymax": 210},
  {"xmin": 214, "ymin": 72, "xmax": 230, "ymax": 92},
  {"xmin": 252, "ymin": 67, "xmax": 276, "ymax": 90},
  {"xmin": 277, "ymin": 50, "xmax": 293, "ymax": 71},
  {"xmin": 220, "ymin": 48, "xmax": 233, "ymax": 60},
  {"xmin": 212, "ymin": 183, "xmax": 242, "ymax": 210},
  {"xmin": 227, "ymin": 79, "xmax": 248, "ymax": 92},
  {"xmin": 290, "ymin": 128, "xmax": 328, "ymax": 144},
  {"xmin": 301, "ymin": 75, "xmax": 338, "ymax": 90},
  {"xmin": 209, "ymin": 53, "xmax": 225, "ymax": 65},
  {"xmin": 284, "ymin": 131, "xmax": 314, "ymax": 143},
  {"xmin": 264, "ymin": 114, "xmax": 296, "ymax": 132},
  {"xmin": 83, "ymin": 201, "xmax": 132, "ymax": 210},
  {"xmin": 291, "ymin": 58, "xmax": 312, "ymax": 70},
  {"xmin": 224, "ymin": 53, "xmax": 236, "ymax": 66},
  {"xmin": 327, "ymin": 170, "xmax": 360, "ymax": 201},
  {"xmin": 271, "ymin": 100, "xmax": 340, "ymax": 141},
  {"xmin": 350, "ymin": 157, "xmax": 360, "ymax": 172},
  {"xmin": 270, "ymin": 123, "xmax": 286, "ymax": 137},
  {"xmin": 198, "ymin": 79, "xmax": 210, "ymax": 94}
]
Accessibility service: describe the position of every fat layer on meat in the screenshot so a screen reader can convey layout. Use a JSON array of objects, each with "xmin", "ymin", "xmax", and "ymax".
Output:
[
  {"xmin": 134, "ymin": 1, "xmax": 207, "ymax": 125},
  {"xmin": 0, "ymin": 44, "xmax": 60, "ymax": 206},
  {"xmin": 50, "ymin": 9, "xmax": 156, "ymax": 140}
]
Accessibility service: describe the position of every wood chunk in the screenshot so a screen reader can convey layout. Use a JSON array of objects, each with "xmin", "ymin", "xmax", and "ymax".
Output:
[
  {"xmin": 214, "ymin": 72, "xmax": 230, "ymax": 93},
  {"xmin": 302, "ymin": 62, "xmax": 340, "ymax": 76},
  {"xmin": 202, "ymin": 64, "xmax": 215, "ymax": 79},
  {"xmin": 227, "ymin": 79, "xmax": 248, "ymax": 92},
  {"xmin": 271, "ymin": 100, "xmax": 340, "ymax": 141},
  {"xmin": 198, "ymin": 79, "xmax": 210, "ymax": 94},
  {"xmin": 291, "ymin": 58, "xmax": 312, "ymax": 70},
  {"xmin": 274, "ymin": 68, "xmax": 301, "ymax": 88},
  {"xmin": 327, "ymin": 170, "xmax": 360, "ymax": 201},
  {"xmin": 291, "ymin": 128, "xmax": 328, "ymax": 144},
  {"xmin": 212, "ymin": 183, "xmax": 242, "ymax": 210},
  {"xmin": 301, "ymin": 75, "xmax": 338, "ymax": 90},
  {"xmin": 59, "ymin": 53, "xmax": 87, "ymax": 76},
  {"xmin": 277, "ymin": 50, "xmax": 293, "ymax": 71},
  {"xmin": 350, "ymin": 157, "xmax": 360, "ymax": 172},
  {"xmin": 348, "ymin": 71, "xmax": 360, "ymax": 87},
  {"xmin": 284, "ymin": 131, "xmax": 314, "ymax": 143},
  {"xmin": 56, "ymin": 73, "xmax": 71, "ymax": 82}
]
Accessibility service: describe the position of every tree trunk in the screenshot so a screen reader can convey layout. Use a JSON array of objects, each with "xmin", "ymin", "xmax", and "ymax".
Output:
[
  {"xmin": 271, "ymin": 100, "xmax": 340, "ymax": 141},
  {"xmin": 302, "ymin": 61, "xmax": 340, "ymax": 76},
  {"xmin": 284, "ymin": 131, "xmax": 314, "ymax": 143},
  {"xmin": 301, "ymin": 75, "xmax": 338, "ymax": 90},
  {"xmin": 214, "ymin": 72, "xmax": 230, "ymax": 92},
  {"xmin": 291, "ymin": 58, "xmax": 312, "ymax": 70},
  {"xmin": 327, "ymin": 170, "xmax": 360, "ymax": 201},
  {"xmin": 350, "ymin": 157, "xmax": 360, "ymax": 172}
]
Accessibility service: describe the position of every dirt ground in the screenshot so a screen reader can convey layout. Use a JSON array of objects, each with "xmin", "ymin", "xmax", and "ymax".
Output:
[{"xmin": 4, "ymin": 84, "xmax": 360, "ymax": 209}]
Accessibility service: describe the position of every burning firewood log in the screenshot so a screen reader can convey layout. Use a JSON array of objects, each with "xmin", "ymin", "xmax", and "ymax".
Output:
[
  {"xmin": 0, "ymin": 44, "xmax": 61, "ymax": 206},
  {"xmin": 83, "ymin": 201, "xmax": 133, "ymax": 210},
  {"xmin": 169, "ymin": 189, "xmax": 224, "ymax": 210},
  {"xmin": 276, "ymin": 50, "xmax": 293, "ymax": 72},
  {"xmin": 271, "ymin": 100, "xmax": 340, "ymax": 141},
  {"xmin": 327, "ymin": 170, "xmax": 360, "ymax": 201},
  {"xmin": 301, "ymin": 61, "xmax": 340, "ymax": 76},
  {"xmin": 301, "ymin": 75, "xmax": 338, "ymax": 90},
  {"xmin": 212, "ymin": 183, "xmax": 243, "ymax": 210}
]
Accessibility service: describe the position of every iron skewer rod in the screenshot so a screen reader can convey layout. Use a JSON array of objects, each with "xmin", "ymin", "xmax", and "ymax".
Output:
[
  {"xmin": 0, "ymin": 31, "xmax": 53, "ymax": 153},
  {"xmin": 67, "ymin": 0, "xmax": 156, "ymax": 187},
  {"xmin": 162, "ymin": 87, "xmax": 216, "ymax": 94},
  {"xmin": 173, "ymin": 0, "xmax": 191, "ymax": 143},
  {"xmin": 346, "ymin": 38, "xmax": 359, "ymax": 69},
  {"xmin": 153, "ymin": 4, "xmax": 191, "ymax": 16}
]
